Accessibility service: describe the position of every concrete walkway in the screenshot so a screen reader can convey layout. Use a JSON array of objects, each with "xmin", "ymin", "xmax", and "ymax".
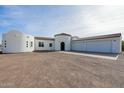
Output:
[{"xmin": 58, "ymin": 51, "xmax": 119, "ymax": 60}]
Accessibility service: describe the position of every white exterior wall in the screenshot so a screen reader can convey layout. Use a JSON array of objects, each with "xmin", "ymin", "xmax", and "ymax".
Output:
[
  {"xmin": 2, "ymin": 31, "xmax": 34, "ymax": 53},
  {"xmin": 35, "ymin": 39, "xmax": 55, "ymax": 51},
  {"xmin": 55, "ymin": 35, "xmax": 71, "ymax": 51},
  {"xmin": 72, "ymin": 37, "xmax": 121, "ymax": 53},
  {"xmin": 111, "ymin": 37, "xmax": 122, "ymax": 53}
]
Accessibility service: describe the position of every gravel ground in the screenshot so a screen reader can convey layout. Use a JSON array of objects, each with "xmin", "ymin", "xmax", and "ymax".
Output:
[{"xmin": 0, "ymin": 52, "xmax": 124, "ymax": 88}]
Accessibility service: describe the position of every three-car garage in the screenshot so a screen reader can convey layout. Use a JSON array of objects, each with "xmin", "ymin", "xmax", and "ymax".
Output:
[{"xmin": 71, "ymin": 33, "xmax": 122, "ymax": 53}]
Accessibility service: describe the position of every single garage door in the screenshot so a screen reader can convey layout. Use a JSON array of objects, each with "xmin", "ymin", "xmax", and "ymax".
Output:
[
  {"xmin": 86, "ymin": 40, "xmax": 112, "ymax": 53},
  {"xmin": 72, "ymin": 41, "xmax": 83, "ymax": 51}
]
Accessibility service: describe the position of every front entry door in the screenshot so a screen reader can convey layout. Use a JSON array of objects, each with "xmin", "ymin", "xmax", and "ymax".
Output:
[{"xmin": 60, "ymin": 42, "xmax": 65, "ymax": 51}]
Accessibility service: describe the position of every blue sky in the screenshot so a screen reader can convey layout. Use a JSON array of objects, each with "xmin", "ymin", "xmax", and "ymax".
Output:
[{"xmin": 0, "ymin": 5, "xmax": 124, "ymax": 44}]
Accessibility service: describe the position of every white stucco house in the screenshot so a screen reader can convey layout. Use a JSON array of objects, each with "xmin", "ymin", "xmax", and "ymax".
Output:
[
  {"xmin": 1, "ymin": 30, "xmax": 122, "ymax": 53},
  {"xmin": 2, "ymin": 31, "xmax": 34, "ymax": 53}
]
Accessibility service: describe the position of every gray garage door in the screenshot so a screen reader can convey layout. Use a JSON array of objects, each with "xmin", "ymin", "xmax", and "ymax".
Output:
[{"xmin": 86, "ymin": 40, "xmax": 112, "ymax": 53}]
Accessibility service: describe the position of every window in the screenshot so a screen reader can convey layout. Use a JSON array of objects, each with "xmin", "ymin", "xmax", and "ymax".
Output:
[
  {"xmin": 30, "ymin": 42, "xmax": 33, "ymax": 47},
  {"xmin": 39, "ymin": 42, "xmax": 44, "ymax": 47},
  {"xmin": 39, "ymin": 42, "xmax": 41, "ymax": 47},
  {"xmin": 41, "ymin": 42, "xmax": 44, "ymax": 47},
  {"xmin": 4, "ymin": 40, "xmax": 6, "ymax": 48},
  {"xmin": 26, "ymin": 41, "xmax": 28, "ymax": 47},
  {"xmin": 49, "ymin": 43, "xmax": 52, "ymax": 47}
]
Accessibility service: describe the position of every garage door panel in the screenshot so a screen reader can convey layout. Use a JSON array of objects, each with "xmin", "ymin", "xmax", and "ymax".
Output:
[
  {"xmin": 72, "ymin": 41, "xmax": 82, "ymax": 51},
  {"xmin": 86, "ymin": 40, "xmax": 112, "ymax": 53}
]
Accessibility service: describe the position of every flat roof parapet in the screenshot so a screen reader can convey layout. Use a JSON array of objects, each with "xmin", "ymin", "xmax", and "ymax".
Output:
[{"xmin": 73, "ymin": 33, "xmax": 121, "ymax": 41}]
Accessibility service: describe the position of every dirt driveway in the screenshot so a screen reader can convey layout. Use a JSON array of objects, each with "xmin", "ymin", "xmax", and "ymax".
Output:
[{"xmin": 0, "ymin": 52, "xmax": 124, "ymax": 88}]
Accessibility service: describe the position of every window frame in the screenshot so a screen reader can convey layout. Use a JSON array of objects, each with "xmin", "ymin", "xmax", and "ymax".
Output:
[
  {"xmin": 4, "ymin": 40, "xmax": 7, "ymax": 48},
  {"xmin": 26, "ymin": 41, "xmax": 28, "ymax": 47},
  {"xmin": 30, "ymin": 42, "xmax": 33, "ymax": 47},
  {"xmin": 39, "ymin": 42, "xmax": 44, "ymax": 47}
]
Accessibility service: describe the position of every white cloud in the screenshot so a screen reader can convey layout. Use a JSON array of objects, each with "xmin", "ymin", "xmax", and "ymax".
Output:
[
  {"xmin": 1, "ymin": 6, "xmax": 124, "ymax": 40},
  {"xmin": 0, "ymin": 20, "xmax": 11, "ymax": 27},
  {"xmin": 55, "ymin": 6, "xmax": 124, "ymax": 39}
]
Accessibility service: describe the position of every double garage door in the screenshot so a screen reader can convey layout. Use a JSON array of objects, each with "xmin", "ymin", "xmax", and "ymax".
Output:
[{"xmin": 86, "ymin": 40, "xmax": 112, "ymax": 53}]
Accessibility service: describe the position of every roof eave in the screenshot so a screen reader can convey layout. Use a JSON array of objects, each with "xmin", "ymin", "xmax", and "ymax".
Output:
[{"xmin": 73, "ymin": 33, "xmax": 121, "ymax": 41}]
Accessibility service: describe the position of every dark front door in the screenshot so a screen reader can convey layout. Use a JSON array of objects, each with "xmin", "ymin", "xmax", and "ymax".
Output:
[{"xmin": 61, "ymin": 42, "xmax": 65, "ymax": 51}]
